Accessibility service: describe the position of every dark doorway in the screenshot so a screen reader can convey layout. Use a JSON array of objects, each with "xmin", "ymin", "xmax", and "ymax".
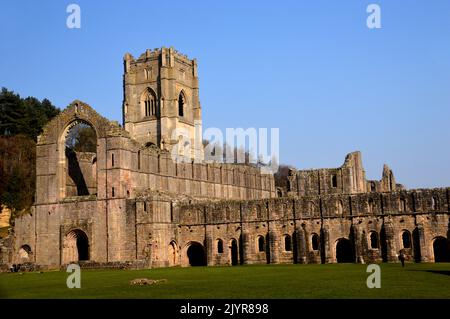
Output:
[
  {"xmin": 412, "ymin": 228, "xmax": 421, "ymax": 263},
  {"xmin": 76, "ymin": 231, "xmax": 89, "ymax": 261},
  {"xmin": 336, "ymin": 238, "xmax": 354, "ymax": 263},
  {"xmin": 230, "ymin": 239, "xmax": 238, "ymax": 266},
  {"xmin": 380, "ymin": 226, "xmax": 388, "ymax": 262},
  {"xmin": 187, "ymin": 242, "xmax": 206, "ymax": 266},
  {"xmin": 433, "ymin": 237, "xmax": 450, "ymax": 262}
]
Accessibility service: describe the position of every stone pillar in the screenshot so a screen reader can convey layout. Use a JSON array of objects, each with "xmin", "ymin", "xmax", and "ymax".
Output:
[
  {"xmin": 352, "ymin": 225, "xmax": 364, "ymax": 263},
  {"xmin": 295, "ymin": 226, "xmax": 307, "ymax": 264},
  {"xmin": 320, "ymin": 226, "xmax": 331, "ymax": 264},
  {"xmin": 241, "ymin": 230, "xmax": 252, "ymax": 265},
  {"xmin": 268, "ymin": 230, "xmax": 279, "ymax": 264},
  {"xmin": 205, "ymin": 229, "xmax": 214, "ymax": 266},
  {"xmin": 383, "ymin": 220, "xmax": 397, "ymax": 262},
  {"xmin": 417, "ymin": 224, "xmax": 428, "ymax": 262}
]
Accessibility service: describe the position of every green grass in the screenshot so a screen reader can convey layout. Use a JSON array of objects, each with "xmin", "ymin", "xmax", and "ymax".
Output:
[{"xmin": 1, "ymin": 263, "xmax": 450, "ymax": 299}]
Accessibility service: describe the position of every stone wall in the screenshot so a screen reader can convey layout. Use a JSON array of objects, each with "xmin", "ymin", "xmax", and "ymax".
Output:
[{"xmin": 172, "ymin": 188, "xmax": 450, "ymax": 266}]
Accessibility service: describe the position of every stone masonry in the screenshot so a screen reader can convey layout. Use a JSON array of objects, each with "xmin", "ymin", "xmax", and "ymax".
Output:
[{"xmin": 2, "ymin": 47, "xmax": 449, "ymax": 270}]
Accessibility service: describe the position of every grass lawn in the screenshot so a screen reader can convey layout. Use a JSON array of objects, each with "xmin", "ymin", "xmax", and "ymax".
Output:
[{"xmin": 1, "ymin": 263, "xmax": 450, "ymax": 299}]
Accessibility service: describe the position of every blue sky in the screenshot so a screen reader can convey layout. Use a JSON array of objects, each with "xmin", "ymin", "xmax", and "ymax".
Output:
[{"xmin": 1, "ymin": 0, "xmax": 449, "ymax": 189}]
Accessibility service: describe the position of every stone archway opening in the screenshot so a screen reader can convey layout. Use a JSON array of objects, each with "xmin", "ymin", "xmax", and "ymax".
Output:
[
  {"xmin": 230, "ymin": 239, "xmax": 238, "ymax": 266},
  {"xmin": 168, "ymin": 241, "xmax": 178, "ymax": 267},
  {"xmin": 433, "ymin": 236, "xmax": 450, "ymax": 262},
  {"xmin": 63, "ymin": 121, "xmax": 97, "ymax": 197},
  {"xmin": 186, "ymin": 242, "xmax": 206, "ymax": 266},
  {"xmin": 19, "ymin": 245, "xmax": 32, "ymax": 261},
  {"xmin": 336, "ymin": 238, "xmax": 354, "ymax": 263},
  {"xmin": 63, "ymin": 229, "xmax": 89, "ymax": 263}
]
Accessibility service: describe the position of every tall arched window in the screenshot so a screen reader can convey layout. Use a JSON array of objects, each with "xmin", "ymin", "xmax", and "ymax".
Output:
[
  {"xmin": 402, "ymin": 230, "xmax": 411, "ymax": 248},
  {"xmin": 142, "ymin": 88, "xmax": 157, "ymax": 117},
  {"xmin": 431, "ymin": 196, "xmax": 439, "ymax": 210},
  {"xmin": 336, "ymin": 200, "xmax": 344, "ymax": 215},
  {"xmin": 331, "ymin": 174, "xmax": 338, "ymax": 188},
  {"xmin": 399, "ymin": 198, "xmax": 407, "ymax": 212},
  {"xmin": 137, "ymin": 150, "xmax": 141, "ymax": 170},
  {"xmin": 370, "ymin": 232, "xmax": 379, "ymax": 249},
  {"xmin": 257, "ymin": 236, "xmax": 265, "ymax": 252},
  {"xmin": 178, "ymin": 91, "xmax": 185, "ymax": 117},
  {"xmin": 368, "ymin": 199, "xmax": 375, "ymax": 213},
  {"xmin": 284, "ymin": 235, "xmax": 292, "ymax": 252},
  {"xmin": 217, "ymin": 239, "xmax": 224, "ymax": 254},
  {"xmin": 311, "ymin": 233, "xmax": 319, "ymax": 251}
]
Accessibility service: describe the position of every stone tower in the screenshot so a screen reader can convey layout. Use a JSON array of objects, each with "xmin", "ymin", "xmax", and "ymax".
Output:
[{"xmin": 123, "ymin": 47, "xmax": 203, "ymax": 160}]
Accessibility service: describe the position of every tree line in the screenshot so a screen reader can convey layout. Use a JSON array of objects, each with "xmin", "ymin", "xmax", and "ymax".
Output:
[{"xmin": 0, "ymin": 88, "xmax": 60, "ymax": 214}]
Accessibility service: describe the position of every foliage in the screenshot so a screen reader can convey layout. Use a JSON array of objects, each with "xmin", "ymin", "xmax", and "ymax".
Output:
[
  {"xmin": 65, "ymin": 123, "xmax": 97, "ymax": 153},
  {"xmin": 0, "ymin": 88, "xmax": 60, "ymax": 213}
]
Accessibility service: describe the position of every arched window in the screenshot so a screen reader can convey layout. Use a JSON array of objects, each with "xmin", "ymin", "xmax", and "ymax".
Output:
[
  {"xmin": 19, "ymin": 245, "xmax": 32, "ymax": 259},
  {"xmin": 370, "ymin": 232, "xmax": 379, "ymax": 249},
  {"xmin": 368, "ymin": 199, "xmax": 375, "ymax": 213},
  {"xmin": 370, "ymin": 182, "xmax": 376, "ymax": 192},
  {"xmin": 336, "ymin": 200, "xmax": 344, "ymax": 215},
  {"xmin": 142, "ymin": 88, "xmax": 157, "ymax": 117},
  {"xmin": 257, "ymin": 236, "xmax": 265, "ymax": 252},
  {"xmin": 178, "ymin": 91, "xmax": 186, "ymax": 117},
  {"xmin": 284, "ymin": 235, "xmax": 292, "ymax": 252},
  {"xmin": 399, "ymin": 198, "xmax": 407, "ymax": 212},
  {"xmin": 402, "ymin": 231, "xmax": 411, "ymax": 248},
  {"xmin": 308, "ymin": 201, "xmax": 317, "ymax": 215},
  {"xmin": 331, "ymin": 174, "xmax": 338, "ymax": 188},
  {"xmin": 311, "ymin": 233, "xmax": 319, "ymax": 251},
  {"xmin": 431, "ymin": 196, "xmax": 439, "ymax": 210},
  {"xmin": 217, "ymin": 239, "xmax": 224, "ymax": 254}
]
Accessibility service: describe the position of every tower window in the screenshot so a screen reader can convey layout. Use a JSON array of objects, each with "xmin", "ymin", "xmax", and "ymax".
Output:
[
  {"xmin": 142, "ymin": 88, "xmax": 157, "ymax": 117},
  {"xmin": 111, "ymin": 153, "xmax": 115, "ymax": 167},
  {"xmin": 178, "ymin": 91, "xmax": 185, "ymax": 117},
  {"xmin": 138, "ymin": 150, "xmax": 141, "ymax": 170}
]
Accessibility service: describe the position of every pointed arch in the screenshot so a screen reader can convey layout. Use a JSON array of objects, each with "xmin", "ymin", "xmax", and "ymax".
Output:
[
  {"xmin": 141, "ymin": 87, "xmax": 158, "ymax": 118},
  {"xmin": 178, "ymin": 90, "xmax": 186, "ymax": 117}
]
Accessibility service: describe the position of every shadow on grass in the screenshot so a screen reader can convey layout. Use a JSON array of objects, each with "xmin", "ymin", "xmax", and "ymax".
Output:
[{"xmin": 406, "ymin": 269, "xmax": 450, "ymax": 277}]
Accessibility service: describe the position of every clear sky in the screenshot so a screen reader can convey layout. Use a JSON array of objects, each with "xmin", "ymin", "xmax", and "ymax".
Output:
[{"xmin": 1, "ymin": 0, "xmax": 449, "ymax": 189}]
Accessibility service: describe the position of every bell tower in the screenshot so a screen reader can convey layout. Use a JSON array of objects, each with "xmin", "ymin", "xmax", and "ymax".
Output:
[{"xmin": 123, "ymin": 47, "xmax": 203, "ymax": 160}]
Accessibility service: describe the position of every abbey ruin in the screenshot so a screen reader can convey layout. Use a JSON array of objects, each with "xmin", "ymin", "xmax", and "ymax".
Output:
[{"xmin": 1, "ymin": 47, "xmax": 449, "ymax": 270}]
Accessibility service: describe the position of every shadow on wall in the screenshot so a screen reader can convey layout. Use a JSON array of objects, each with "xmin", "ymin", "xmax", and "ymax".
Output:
[{"xmin": 66, "ymin": 148, "xmax": 89, "ymax": 196}]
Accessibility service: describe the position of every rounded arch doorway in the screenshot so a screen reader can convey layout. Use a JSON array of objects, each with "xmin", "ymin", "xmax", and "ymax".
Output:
[
  {"xmin": 184, "ymin": 241, "xmax": 206, "ymax": 266},
  {"xmin": 336, "ymin": 238, "xmax": 355, "ymax": 263},
  {"xmin": 433, "ymin": 236, "xmax": 450, "ymax": 262},
  {"xmin": 63, "ymin": 229, "xmax": 89, "ymax": 263}
]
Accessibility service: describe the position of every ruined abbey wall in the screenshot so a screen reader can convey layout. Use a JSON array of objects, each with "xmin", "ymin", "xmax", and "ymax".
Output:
[{"xmin": 172, "ymin": 188, "xmax": 450, "ymax": 266}]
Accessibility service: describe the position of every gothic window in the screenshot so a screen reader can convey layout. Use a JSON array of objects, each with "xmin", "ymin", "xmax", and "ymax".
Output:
[
  {"xmin": 178, "ymin": 91, "xmax": 185, "ymax": 117},
  {"xmin": 142, "ymin": 88, "xmax": 157, "ymax": 117}
]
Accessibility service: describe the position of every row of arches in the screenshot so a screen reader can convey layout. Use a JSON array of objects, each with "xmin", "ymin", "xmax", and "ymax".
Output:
[{"xmin": 140, "ymin": 88, "xmax": 187, "ymax": 118}]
